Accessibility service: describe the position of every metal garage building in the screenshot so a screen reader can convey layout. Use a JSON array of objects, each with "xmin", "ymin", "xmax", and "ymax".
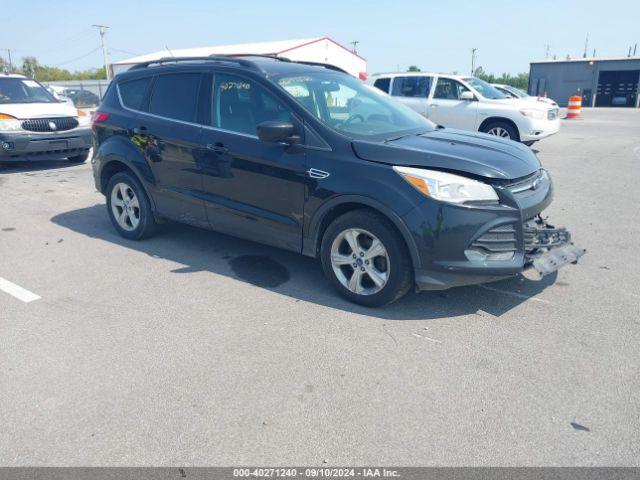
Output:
[
  {"xmin": 529, "ymin": 57, "xmax": 640, "ymax": 108},
  {"xmin": 111, "ymin": 37, "xmax": 367, "ymax": 79}
]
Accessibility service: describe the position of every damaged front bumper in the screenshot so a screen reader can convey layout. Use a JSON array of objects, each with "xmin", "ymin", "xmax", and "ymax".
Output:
[{"xmin": 523, "ymin": 216, "xmax": 586, "ymax": 279}]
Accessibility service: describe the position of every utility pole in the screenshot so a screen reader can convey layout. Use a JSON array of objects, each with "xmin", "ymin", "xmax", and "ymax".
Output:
[
  {"xmin": 92, "ymin": 24, "xmax": 110, "ymax": 80},
  {"xmin": 470, "ymin": 48, "xmax": 477, "ymax": 75},
  {"xmin": 583, "ymin": 33, "xmax": 589, "ymax": 58},
  {"xmin": 349, "ymin": 41, "xmax": 360, "ymax": 54},
  {"xmin": 1, "ymin": 48, "xmax": 13, "ymax": 71},
  {"xmin": 544, "ymin": 44, "xmax": 551, "ymax": 59}
]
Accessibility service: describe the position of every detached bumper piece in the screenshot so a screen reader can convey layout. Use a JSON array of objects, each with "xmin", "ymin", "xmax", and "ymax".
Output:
[{"xmin": 524, "ymin": 216, "xmax": 586, "ymax": 278}]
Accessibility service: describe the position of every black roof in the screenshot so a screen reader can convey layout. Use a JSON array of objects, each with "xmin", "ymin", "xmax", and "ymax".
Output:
[{"xmin": 123, "ymin": 55, "xmax": 347, "ymax": 78}]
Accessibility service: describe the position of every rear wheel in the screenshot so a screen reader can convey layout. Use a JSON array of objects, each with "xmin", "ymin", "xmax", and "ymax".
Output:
[
  {"xmin": 481, "ymin": 121, "xmax": 519, "ymax": 141},
  {"xmin": 320, "ymin": 209, "xmax": 413, "ymax": 307},
  {"xmin": 105, "ymin": 171, "xmax": 158, "ymax": 240}
]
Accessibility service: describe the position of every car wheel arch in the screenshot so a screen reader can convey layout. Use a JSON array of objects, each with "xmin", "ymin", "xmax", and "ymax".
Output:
[
  {"xmin": 478, "ymin": 117, "xmax": 521, "ymax": 141},
  {"xmin": 304, "ymin": 195, "xmax": 420, "ymax": 270},
  {"xmin": 99, "ymin": 158, "xmax": 158, "ymax": 215}
]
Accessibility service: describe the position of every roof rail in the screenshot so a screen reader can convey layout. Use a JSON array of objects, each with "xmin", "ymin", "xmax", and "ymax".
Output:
[
  {"xmin": 225, "ymin": 53, "xmax": 291, "ymax": 62},
  {"xmin": 127, "ymin": 54, "xmax": 348, "ymax": 75},
  {"xmin": 129, "ymin": 55, "xmax": 261, "ymax": 71},
  {"xmin": 291, "ymin": 60, "xmax": 348, "ymax": 74}
]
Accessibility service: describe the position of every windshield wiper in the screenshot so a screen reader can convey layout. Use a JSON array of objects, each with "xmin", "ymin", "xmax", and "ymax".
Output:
[{"xmin": 384, "ymin": 132, "xmax": 426, "ymax": 143}]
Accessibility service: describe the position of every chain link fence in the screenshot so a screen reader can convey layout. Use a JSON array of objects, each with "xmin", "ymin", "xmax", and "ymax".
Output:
[{"xmin": 41, "ymin": 79, "xmax": 111, "ymax": 108}]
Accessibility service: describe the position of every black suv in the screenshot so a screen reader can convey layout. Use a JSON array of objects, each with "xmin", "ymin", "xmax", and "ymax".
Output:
[{"xmin": 91, "ymin": 56, "xmax": 583, "ymax": 306}]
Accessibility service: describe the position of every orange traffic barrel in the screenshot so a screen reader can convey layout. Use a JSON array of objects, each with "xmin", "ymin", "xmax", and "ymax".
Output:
[{"xmin": 566, "ymin": 95, "xmax": 582, "ymax": 119}]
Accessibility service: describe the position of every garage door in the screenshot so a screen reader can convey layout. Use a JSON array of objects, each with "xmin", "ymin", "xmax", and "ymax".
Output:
[{"xmin": 596, "ymin": 70, "xmax": 639, "ymax": 107}]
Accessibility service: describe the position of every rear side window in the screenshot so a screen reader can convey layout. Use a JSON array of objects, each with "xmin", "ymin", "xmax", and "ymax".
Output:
[
  {"xmin": 118, "ymin": 77, "xmax": 151, "ymax": 110},
  {"xmin": 391, "ymin": 76, "xmax": 432, "ymax": 98},
  {"xmin": 373, "ymin": 78, "xmax": 391, "ymax": 93},
  {"xmin": 149, "ymin": 73, "xmax": 202, "ymax": 122}
]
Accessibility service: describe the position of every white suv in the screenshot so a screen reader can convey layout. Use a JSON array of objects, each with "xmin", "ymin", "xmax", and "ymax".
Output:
[
  {"xmin": 0, "ymin": 73, "xmax": 92, "ymax": 163},
  {"xmin": 369, "ymin": 73, "xmax": 560, "ymax": 145}
]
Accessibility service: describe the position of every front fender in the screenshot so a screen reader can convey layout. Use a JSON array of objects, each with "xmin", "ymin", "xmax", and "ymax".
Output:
[{"xmin": 302, "ymin": 194, "xmax": 421, "ymax": 270}]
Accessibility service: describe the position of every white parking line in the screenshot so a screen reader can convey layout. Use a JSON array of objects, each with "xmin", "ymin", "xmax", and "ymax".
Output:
[
  {"xmin": 0, "ymin": 277, "xmax": 41, "ymax": 303},
  {"xmin": 477, "ymin": 284, "xmax": 551, "ymax": 304}
]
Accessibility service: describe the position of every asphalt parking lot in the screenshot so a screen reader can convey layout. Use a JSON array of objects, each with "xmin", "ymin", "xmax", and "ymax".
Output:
[{"xmin": 1, "ymin": 108, "xmax": 639, "ymax": 466}]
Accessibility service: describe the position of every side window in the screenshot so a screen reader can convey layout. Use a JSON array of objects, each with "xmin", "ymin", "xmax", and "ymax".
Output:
[
  {"xmin": 433, "ymin": 78, "xmax": 470, "ymax": 100},
  {"xmin": 148, "ymin": 73, "xmax": 201, "ymax": 122},
  {"xmin": 213, "ymin": 73, "xmax": 292, "ymax": 136},
  {"xmin": 391, "ymin": 76, "xmax": 432, "ymax": 98},
  {"xmin": 373, "ymin": 77, "xmax": 391, "ymax": 93},
  {"xmin": 118, "ymin": 77, "xmax": 151, "ymax": 110}
]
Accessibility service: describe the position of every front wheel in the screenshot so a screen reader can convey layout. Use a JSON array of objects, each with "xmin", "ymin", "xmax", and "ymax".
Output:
[
  {"xmin": 320, "ymin": 209, "xmax": 413, "ymax": 307},
  {"xmin": 481, "ymin": 121, "xmax": 519, "ymax": 142}
]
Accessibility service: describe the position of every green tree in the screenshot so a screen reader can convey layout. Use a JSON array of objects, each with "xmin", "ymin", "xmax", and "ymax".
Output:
[
  {"xmin": 16, "ymin": 56, "xmax": 107, "ymax": 81},
  {"xmin": 407, "ymin": 65, "xmax": 421, "ymax": 72},
  {"xmin": 473, "ymin": 67, "xmax": 529, "ymax": 90},
  {"xmin": 0, "ymin": 56, "xmax": 11, "ymax": 72},
  {"xmin": 21, "ymin": 56, "xmax": 40, "ymax": 78}
]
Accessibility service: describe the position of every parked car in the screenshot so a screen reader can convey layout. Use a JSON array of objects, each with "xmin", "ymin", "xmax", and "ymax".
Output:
[
  {"xmin": 62, "ymin": 88, "xmax": 101, "ymax": 108},
  {"xmin": 370, "ymin": 72, "xmax": 560, "ymax": 146},
  {"xmin": 0, "ymin": 73, "xmax": 92, "ymax": 163},
  {"xmin": 491, "ymin": 83, "xmax": 558, "ymax": 107},
  {"xmin": 44, "ymin": 85, "xmax": 75, "ymax": 106},
  {"xmin": 91, "ymin": 56, "xmax": 583, "ymax": 306}
]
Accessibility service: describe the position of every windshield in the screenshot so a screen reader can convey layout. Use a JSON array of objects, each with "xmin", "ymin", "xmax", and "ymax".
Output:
[
  {"xmin": 275, "ymin": 72, "xmax": 434, "ymax": 138},
  {"xmin": 462, "ymin": 77, "xmax": 507, "ymax": 100},
  {"xmin": 0, "ymin": 77, "xmax": 57, "ymax": 104}
]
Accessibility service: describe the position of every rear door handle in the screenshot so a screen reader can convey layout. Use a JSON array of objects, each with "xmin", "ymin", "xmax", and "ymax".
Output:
[{"xmin": 206, "ymin": 143, "xmax": 228, "ymax": 154}]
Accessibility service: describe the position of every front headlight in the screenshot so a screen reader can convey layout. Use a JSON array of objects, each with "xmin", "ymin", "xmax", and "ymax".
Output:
[
  {"xmin": 0, "ymin": 113, "xmax": 22, "ymax": 132},
  {"xmin": 393, "ymin": 166, "xmax": 499, "ymax": 205},
  {"xmin": 77, "ymin": 109, "xmax": 90, "ymax": 127},
  {"xmin": 520, "ymin": 108, "xmax": 545, "ymax": 120}
]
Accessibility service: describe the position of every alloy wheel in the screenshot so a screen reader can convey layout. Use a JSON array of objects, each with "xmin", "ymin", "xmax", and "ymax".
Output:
[
  {"xmin": 110, "ymin": 182, "xmax": 140, "ymax": 231},
  {"xmin": 487, "ymin": 126, "xmax": 511, "ymax": 138},
  {"xmin": 330, "ymin": 228, "xmax": 390, "ymax": 295}
]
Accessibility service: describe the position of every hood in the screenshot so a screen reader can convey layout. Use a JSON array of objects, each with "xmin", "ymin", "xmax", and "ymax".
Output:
[
  {"xmin": 0, "ymin": 102, "xmax": 79, "ymax": 119},
  {"xmin": 352, "ymin": 128, "xmax": 540, "ymax": 181}
]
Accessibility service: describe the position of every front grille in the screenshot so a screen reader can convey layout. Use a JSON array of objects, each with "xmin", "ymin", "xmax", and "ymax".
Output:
[
  {"xmin": 506, "ymin": 169, "xmax": 548, "ymax": 195},
  {"xmin": 548, "ymin": 108, "xmax": 559, "ymax": 120},
  {"xmin": 21, "ymin": 117, "xmax": 79, "ymax": 132},
  {"xmin": 471, "ymin": 223, "xmax": 518, "ymax": 254}
]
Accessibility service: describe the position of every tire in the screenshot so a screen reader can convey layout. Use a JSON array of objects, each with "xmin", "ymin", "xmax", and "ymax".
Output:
[
  {"xmin": 105, "ymin": 171, "xmax": 158, "ymax": 240},
  {"xmin": 481, "ymin": 121, "xmax": 519, "ymax": 142},
  {"xmin": 320, "ymin": 209, "xmax": 413, "ymax": 307},
  {"xmin": 68, "ymin": 151, "xmax": 90, "ymax": 163}
]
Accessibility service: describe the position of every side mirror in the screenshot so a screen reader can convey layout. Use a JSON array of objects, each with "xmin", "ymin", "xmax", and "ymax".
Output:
[
  {"xmin": 460, "ymin": 91, "xmax": 475, "ymax": 101},
  {"xmin": 256, "ymin": 121, "xmax": 299, "ymax": 144}
]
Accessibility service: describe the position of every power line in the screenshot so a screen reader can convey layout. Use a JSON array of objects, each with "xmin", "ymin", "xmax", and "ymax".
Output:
[
  {"xmin": 51, "ymin": 47, "xmax": 101, "ymax": 67},
  {"xmin": 110, "ymin": 48, "xmax": 141, "ymax": 57}
]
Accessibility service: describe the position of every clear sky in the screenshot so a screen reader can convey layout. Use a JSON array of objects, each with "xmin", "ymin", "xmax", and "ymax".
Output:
[{"xmin": 3, "ymin": 0, "xmax": 639, "ymax": 75}]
